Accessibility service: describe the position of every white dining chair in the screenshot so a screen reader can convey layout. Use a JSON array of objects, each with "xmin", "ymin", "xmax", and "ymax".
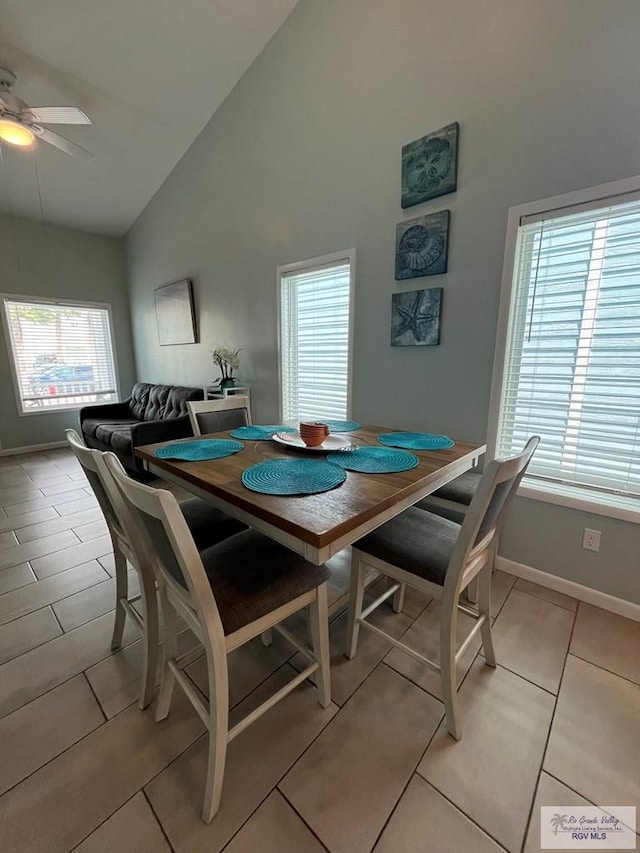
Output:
[
  {"xmin": 65, "ymin": 429, "xmax": 159, "ymax": 708},
  {"xmin": 187, "ymin": 395, "xmax": 252, "ymax": 437},
  {"xmin": 65, "ymin": 429, "xmax": 247, "ymax": 709},
  {"xmin": 346, "ymin": 437, "xmax": 539, "ymax": 740},
  {"xmin": 103, "ymin": 452, "xmax": 331, "ymax": 823}
]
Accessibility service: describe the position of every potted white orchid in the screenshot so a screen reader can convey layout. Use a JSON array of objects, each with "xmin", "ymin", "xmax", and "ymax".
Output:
[{"xmin": 211, "ymin": 346, "xmax": 241, "ymax": 390}]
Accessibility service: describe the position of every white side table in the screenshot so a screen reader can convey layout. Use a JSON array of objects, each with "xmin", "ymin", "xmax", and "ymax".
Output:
[{"xmin": 204, "ymin": 384, "xmax": 250, "ymax": 400}]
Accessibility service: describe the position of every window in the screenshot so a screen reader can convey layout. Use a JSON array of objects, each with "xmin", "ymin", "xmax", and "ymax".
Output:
[
  {"xmin": 1, "ymin": 295, "xmax": 119, "ymax": 415},
  {"xmin": 278, "ymin": 250, "xmax": 355, "ymax": 422},
  {"xmin": 491, "ymin": 178, "xmax": 640, "ymax": 516}
]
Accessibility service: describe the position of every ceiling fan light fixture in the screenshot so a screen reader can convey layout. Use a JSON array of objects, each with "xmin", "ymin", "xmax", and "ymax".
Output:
[{"xmin": 0, "ymin": 119, "xmax": 35, "ymax": 147}]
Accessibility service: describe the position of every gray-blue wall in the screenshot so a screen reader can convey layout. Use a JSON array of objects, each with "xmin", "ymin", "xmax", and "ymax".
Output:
[
  {"xmin": 0, "ymin": 213, "xmax": 136, "ymax": 449},
  {"xmin": 126, "ymin": 0, "xmax": 640, "ymax": 603}
]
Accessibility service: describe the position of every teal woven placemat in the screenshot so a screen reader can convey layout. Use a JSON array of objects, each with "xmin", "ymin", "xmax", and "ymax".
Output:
[
  {"xmin": 242, "ymin": 458, "xmax": 346, "ymax": 495},
  {"xmin": 229, "ymin": 425, "xmax": 296, "ymax": 440},
  {"xmin": 378, "ymin": 432, "xmax": 455, "ymax": 451},
  {"xmin": 327, "ymin": 446, "xmax": 419, "ymax": 473},
  {"xmin": 155, "ymin": 439, "xmax": 243, "ymax": 461},
  {"xmin": 323, "ymin": 420, "xmax": 362, "ymax": 432}
]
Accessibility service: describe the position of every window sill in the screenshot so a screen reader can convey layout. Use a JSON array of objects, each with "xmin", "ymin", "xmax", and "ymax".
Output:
[
  {"xmin": 19, "ymin": 406, "xmax": 85, "ymax": 417},
  {"xmin": 517, "ymin": 478, "xmax": 640, "ymax": 524}
]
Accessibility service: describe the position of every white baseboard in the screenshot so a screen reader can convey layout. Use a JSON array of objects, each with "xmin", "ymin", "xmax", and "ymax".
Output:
[
  {"xmin": 496, "ymin": 556, "xmax": 640, "ymax": 623},
  {"xmin": 0, "ymin": 441, "xmax": 67, "ymax": 457}
]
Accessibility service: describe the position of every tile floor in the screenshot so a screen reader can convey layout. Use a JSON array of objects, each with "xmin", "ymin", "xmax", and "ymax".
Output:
[{"xmin": 0, "ymin": 447, "xmax": 638, "ymax": 852}]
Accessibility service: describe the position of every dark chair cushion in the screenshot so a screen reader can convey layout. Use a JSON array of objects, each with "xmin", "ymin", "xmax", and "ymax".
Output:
[
  {"xmin": 354, "ymin": 506, "xmax": 461, "ymax": 587},
  {"xmin": 196, "ymin": 408, "xmax": 249, "ymax": 435},
  {"xmin": 180, "ymin": 498, "xmax": 246, "ymax": 550},
  {"xmin": 417, "ymin": 504, "xmax": 466, "ymax": 525},
  {"xmin": 200, "ymin": 530, "xmax": 329, "ymax": 635},
  {"xmin": 139, "ymin": 514, "xmax": 329, "ymax": 636},
  {"xmin": 431, "ymin": 470, "xmax": 482, "ymax": 506}
]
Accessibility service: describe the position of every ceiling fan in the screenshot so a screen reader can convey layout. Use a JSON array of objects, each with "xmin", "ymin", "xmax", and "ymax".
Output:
[{"xmin": 0, "ymin": 67, "xmax": 92, "ymax": 160}]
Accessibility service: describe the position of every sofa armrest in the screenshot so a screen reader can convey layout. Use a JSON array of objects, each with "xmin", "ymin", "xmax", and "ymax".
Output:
[
  {"xmin": 130, "ymin": 414, "xmax": 193, "ymax": 448},
  {"xmin": 80, "ymin": 399, "xmax": 132, "ymax": 426}
]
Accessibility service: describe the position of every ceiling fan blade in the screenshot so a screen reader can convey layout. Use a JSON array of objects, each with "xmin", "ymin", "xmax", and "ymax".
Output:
[
  {"xmin": 26, "ymin": 106, "xmax": 91, "ymax": 125},
  {"xmin": 33, "ymin": 126, "xmax": 93, "ymax": 160}
]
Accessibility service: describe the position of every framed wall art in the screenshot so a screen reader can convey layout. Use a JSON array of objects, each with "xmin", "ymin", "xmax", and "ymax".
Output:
[
  {"xmin": 395, "ymin": 210, "xmax": 450, "ymax": 280},
  {"xmin": 154, "ymin": 279, "xmax": 197, "ymax": 346},
  {"xmin": 391, "ymin": 287, "xmax": 443, "ymax": 347},
  {"xmin": 401, "ymin": 122, "xmax": 458, "ymax": 208}
]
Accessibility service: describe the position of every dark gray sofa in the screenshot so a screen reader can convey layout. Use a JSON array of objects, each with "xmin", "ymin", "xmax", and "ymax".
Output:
[{"xmin": 80, "ymin": 382, "xmax": 203, "ymax": 478}]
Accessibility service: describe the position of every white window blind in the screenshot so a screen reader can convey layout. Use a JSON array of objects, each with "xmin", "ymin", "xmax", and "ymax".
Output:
[
  {"xmin": 496, "ymin": 196, "xmax": 640, "ymax": 498},
  {"xmin": 1, "ymin": 296, "xmax": 119, "ymax": 414},
  {"xmin": 279, "ymin": 255, "xmax": 353, "ymax": 421}
]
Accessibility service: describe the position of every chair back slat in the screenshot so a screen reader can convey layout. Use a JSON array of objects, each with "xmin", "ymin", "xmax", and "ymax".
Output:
[
  {"xmin": 187, "ymin": 396, "xmax": 252, "ymax": 437},
  {"xmin": 444, "ymin": 436, "xmax": 540, "ymax": 596}
]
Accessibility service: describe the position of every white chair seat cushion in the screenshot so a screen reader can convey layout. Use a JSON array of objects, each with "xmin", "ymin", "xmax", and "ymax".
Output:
[{"xmin": 354, "ymin": 507, "xmax": 461, "ymax": 586}]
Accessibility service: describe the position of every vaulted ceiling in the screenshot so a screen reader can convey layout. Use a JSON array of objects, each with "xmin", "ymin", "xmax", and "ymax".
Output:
[{"xmin": 0, "ymin": 0, "xmax": 298, "ymax": 235}]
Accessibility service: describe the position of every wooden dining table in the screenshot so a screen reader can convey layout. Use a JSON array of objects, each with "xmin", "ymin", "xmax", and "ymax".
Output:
[{"xmin": 136, "ymin": 425, "xmax": 484, "ymax": 611}]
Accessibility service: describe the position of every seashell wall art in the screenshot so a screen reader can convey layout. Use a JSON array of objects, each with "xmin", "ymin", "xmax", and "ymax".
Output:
[
  {"xmin": 395, "ymin": 210, "xmax": 450, "ymax": 280},
  {"xmin": 392, "ymin": 122, "xmax": 457, "ymax": 344},
  {"xmin": 401, "ymin": 122, "xmax": 458, "ymax": 208}
]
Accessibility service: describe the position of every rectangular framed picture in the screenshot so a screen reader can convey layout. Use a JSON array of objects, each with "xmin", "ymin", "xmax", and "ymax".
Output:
[
  {"xmin": 154, "ymin": 279, "xmax": 197, "ymax": 346},
  {"xmin": 395, "ymin": 210, "xmax": 450, "ymax": 280},
  {"xmin": 391, "ymin": 287, "xmax": 442, "ymax": 347},
  {"xmin": 401, "ymin": 122, "xmax": 458, "ymax": 208}
]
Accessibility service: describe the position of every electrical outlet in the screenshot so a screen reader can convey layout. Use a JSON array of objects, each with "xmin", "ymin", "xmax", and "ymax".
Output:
[{"xmin": 582, "ymin": 528, "xmax": 601, "ymax": 552}]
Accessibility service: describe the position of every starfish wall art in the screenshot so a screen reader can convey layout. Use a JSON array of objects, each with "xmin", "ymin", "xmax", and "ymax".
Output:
[{"xmin": 391, "ymin": 287, "xmax": 442, "ymax": 346}]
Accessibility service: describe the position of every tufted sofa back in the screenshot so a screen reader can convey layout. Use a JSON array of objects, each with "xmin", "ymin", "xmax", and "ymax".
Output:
[{"xmin": 128, "ymin": 383, "xmax": 203, "ymax": 422}]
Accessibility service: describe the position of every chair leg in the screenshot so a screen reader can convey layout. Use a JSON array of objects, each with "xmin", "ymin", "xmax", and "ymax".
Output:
[
  {"xmin": 346, "ymin": 550, "xmax": 366, "ymax": 659},
  {"xmin": 440, "ymin": 595, "xmax": 461, "ymax": 740},
  {"xmin": 309, "ymin": 583, "xmax": 331, "ymax": 708},
  {"xmin": 477, "ymin": 565, "xmax": 496, "ymax": 667},
  {"xmin": 260, "ymin": 629, "xmax": 273, "ymax": 647},
  {"xmin": 137, "ymin": 567, "xmax": 159, "ymax": 711},
  {"xmin": 110, "ymin": 546, "xmax": 128, "ymax": 651},
  {"xmin": 392, "ymin": 582, "xmax": 406, "ymax": 613},
  {"xmin": 202, "ymin": 650, "xmax": 229, "ymax": 823},
  {"xmin": 155, "ymin": 585, "xmax": 178, "ymax": 722}
]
